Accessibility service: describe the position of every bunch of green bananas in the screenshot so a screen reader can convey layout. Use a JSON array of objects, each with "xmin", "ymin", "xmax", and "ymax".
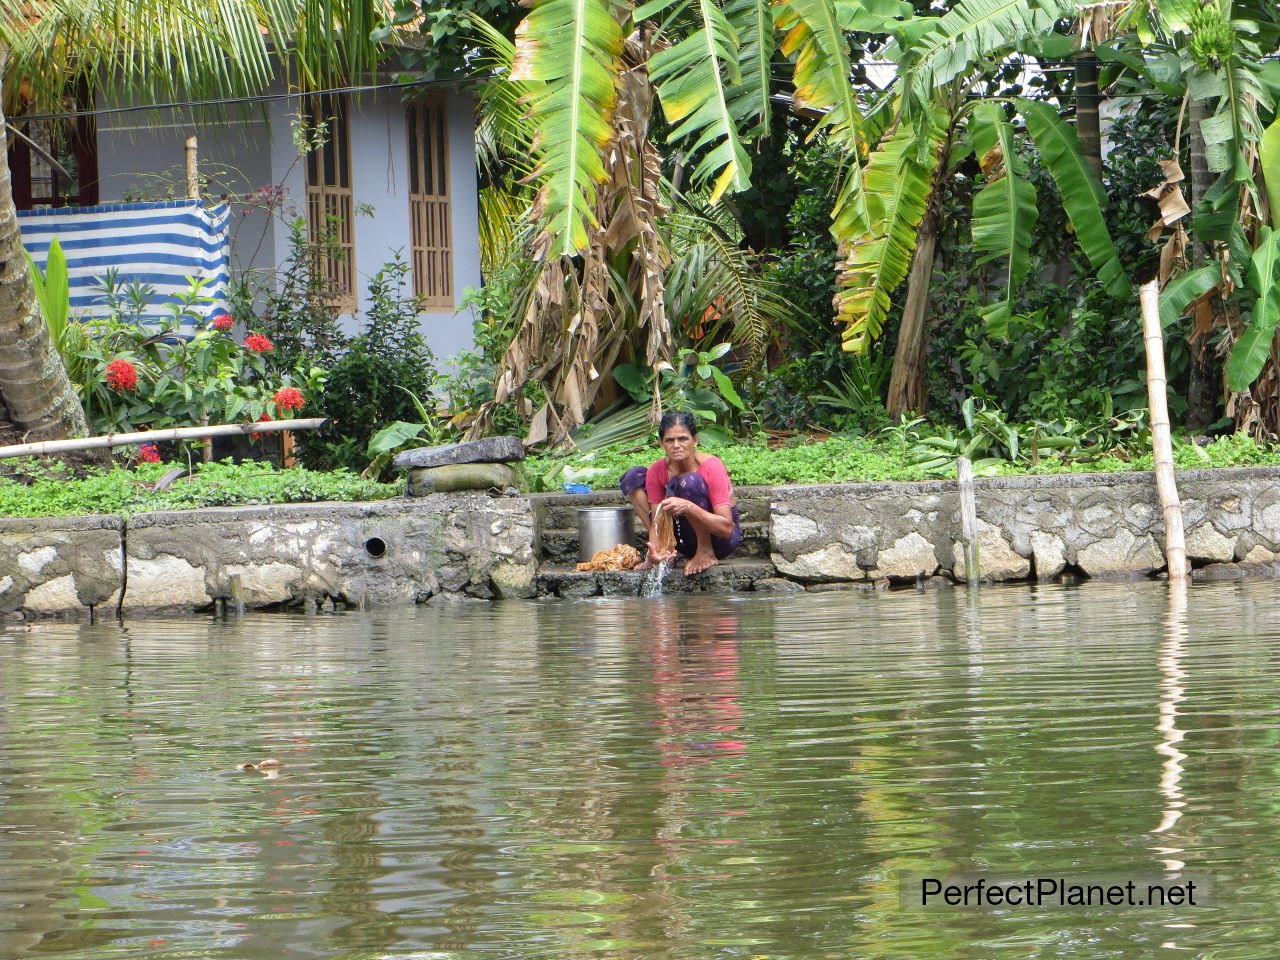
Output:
[{"xmin": 1188, "ymin": 5, "xmax": 1235, "ymax": 70}]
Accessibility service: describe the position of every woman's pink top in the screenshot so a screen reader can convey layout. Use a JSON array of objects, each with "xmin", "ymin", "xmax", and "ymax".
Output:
[{"xmin": 645, "ymin": 454, "xmax": 734, "ymax": 510}]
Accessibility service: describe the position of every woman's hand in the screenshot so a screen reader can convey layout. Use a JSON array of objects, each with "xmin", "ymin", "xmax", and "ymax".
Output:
[
  {"xmin": 659, "ymin": 496, "xmax": 694, "ymax": 517},
  {"xmin": 647, "ymin": 539, "xmax": 677, "ymax": 563}
]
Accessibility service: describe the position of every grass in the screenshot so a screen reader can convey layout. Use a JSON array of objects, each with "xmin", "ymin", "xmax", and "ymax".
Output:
[
  {"xmin": 521, "ymin": 431, "xmax": 1280, "ymax": 491},
  {"xmin": 6, "ymin": 432, "xmax": 1280, "ymax": 519},
  {"xmin": 0, "ymin": 458, "xmax": 400, "ymax": 519}
]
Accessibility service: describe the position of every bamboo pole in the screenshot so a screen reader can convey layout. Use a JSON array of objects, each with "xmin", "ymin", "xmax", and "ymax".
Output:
[
  {"xmin": 185, "ymin": 136, "xmax": 199, "ymax": 199},
  {"xmin": 1139, "ymin": 279, "xmax": 1189, "ymax": 581},
  {"xmin": 957, "ymin": 456, "xmax": 980, "ymax": 585},
  {"xmin": 0, "ymin": 418, "xmax": 326, "ymax": 460}
]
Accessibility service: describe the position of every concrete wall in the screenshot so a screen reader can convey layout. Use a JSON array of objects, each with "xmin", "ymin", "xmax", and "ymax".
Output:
[
  {"xmin": 9, "ymin": 467, "xmax": 1280, "ymax": 619},
  {"xmin": 1, "ymin": 494, "xmax": 535, "ymax": 620},
  {"xmin": 95, "ymin": 83, "xmax": 481, "ymax": 360},
  {"xmin": 768, "ymin": 467, "xmax": 1280, "ymax": 583}
]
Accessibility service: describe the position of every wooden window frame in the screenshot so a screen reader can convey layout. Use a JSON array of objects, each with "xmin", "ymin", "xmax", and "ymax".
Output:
[
  {"xmin": 407, "ymin": 95, "xmax": 453, "ymax": 309},
  {"xmin": 8, "ymin": 76, "xmax": 99, "ymax": 210},
  {"xmin": 304, "ymin": 92, "xmax": 356, "ymax": 311}
]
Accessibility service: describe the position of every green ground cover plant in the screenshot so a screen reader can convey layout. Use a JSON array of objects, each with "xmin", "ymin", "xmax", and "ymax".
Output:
[
  {"xmin": 522, "ymin": 429, "xmax": 1280, "ymax": 492},
  {"xmin": 0, "ymin": 459, "xmax": 398, "ymax": 518}
]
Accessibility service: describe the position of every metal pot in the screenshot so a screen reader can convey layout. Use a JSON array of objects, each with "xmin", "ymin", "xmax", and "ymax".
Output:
[{"xmin": 577, "ymin": 507, "xmax": 635, "ymax": 562}]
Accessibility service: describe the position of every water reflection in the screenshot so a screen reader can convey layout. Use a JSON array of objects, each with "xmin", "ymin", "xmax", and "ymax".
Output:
[{"xmin": 5, "ymin": 583, "xmax": 1280, "ymax": 957}]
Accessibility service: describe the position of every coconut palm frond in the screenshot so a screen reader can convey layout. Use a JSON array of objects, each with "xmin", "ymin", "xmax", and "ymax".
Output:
[
  {"xmin": 466, "ymin": 13, "xmax": 539, "ymax": 179},
  {"xmin": 663, "ymin": 207, "xmax": 787, "ymax": 360}
]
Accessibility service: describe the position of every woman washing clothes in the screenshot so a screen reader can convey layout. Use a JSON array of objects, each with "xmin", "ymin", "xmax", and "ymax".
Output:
[{"xmin": 619, "ymin": 411, "xmax": 742, "ymax": 575}]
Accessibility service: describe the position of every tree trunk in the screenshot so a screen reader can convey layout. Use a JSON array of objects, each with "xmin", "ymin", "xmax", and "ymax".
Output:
[
  {"xmin": 886, "ymin": 203, "xmax": 941, "ymax": 418},
  {"xmin": 1074, "ymin": 51, "xmax": 1103, "ymax": 176},
  {"xmin": 1184, "ymin": 95, "xmax": 1218, "ymax": 430},
  {"xmin": 0, "ymin": 63, "xmax": 90, "ymax": 442}
]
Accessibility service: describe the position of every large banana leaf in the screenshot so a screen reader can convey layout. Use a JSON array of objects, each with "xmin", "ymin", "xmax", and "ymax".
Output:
[
  {"xmin": 511, "ymin": 0, "xmax": 625, "ymax": 255},
  {"xmin": 1192, "ymin": 59, "xmax": 1273, "ymax": 180},
  {"xmin": 724, "ymin": 0, "xmax": 775, "ymax": 138},
  {"xmin": 835, "ymin": 113, "xmax": 944, "ymax": 353},
  {"xmin": 1159, "ymin": 264, "xmax": 1220, "ymax": 328},
  {"xmin": 969, "ymin": 101, "xmax": 1037, "ymax": 335},
  {"xmin": 775, "ymin": 0, "xmax": 863, "ymax": 146},
  {"xmin": 902, "ymin": 0, "xmax": 1077, "ymax": 114},
  {"xmin": 1227, "ymin": 227, "xmax": 1280, "ymax": 391},
  {"xmin": 637, "ymin": 0, "xmax": 753, "ymax": 201},
  {"xmin": 1020, "ymin": 98, "xmax": 1133, "ymax": 300},
  {"xmin": 776, "ymin": 0, "xmax": 868, "ymax": 230},
  {"xmin": 1262, "ymin": 113, "xmax": 1280, "ymax": 228}
]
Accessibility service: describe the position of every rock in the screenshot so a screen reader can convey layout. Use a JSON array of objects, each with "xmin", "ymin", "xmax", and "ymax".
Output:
[
  {"xmin": 753, "ymin": 577, "xmax": 804, "ymax": 593},
  {"xmin": 407, "ymin": 462, "xmax": 518, "ymax": 496},
  {"xmin": 952, "ymin": 521, "xmax": 1031, "ymax": 582},
  {"xmin": 393, "ymin": 436, "xmax": 524, "ymax": 471},
  {"xmin": 772, "ymin": 543, "xmax": 864, "ymax": 582},
  {"xmin": 490, "ymin": 559, "xmax": 538, "ymax": 599},
  {"xmin": 1030, "ymin": 531, "xmax": 1067, "ymax": 580},
  {"xmin": 1243, "ymin": 544, "xmax": 1280, "ymax": 564},
  {"xmin": 0, "ymin": 516, "xmax": 125, "ymax": 617},
  {"xmin": 558, "ymin": 576, "xmax": 603, "ymax": 599},
  {"xmin": 1076, "ymin": 529, "xmax": 1164, "ymax": 577},
  {"xmin": 869, "ymin": 532, "xmax": 939, "ymax": 581},
  {"xmin": 1184, "ymin": 524, "xmax": 1236, "ymax": 564}
]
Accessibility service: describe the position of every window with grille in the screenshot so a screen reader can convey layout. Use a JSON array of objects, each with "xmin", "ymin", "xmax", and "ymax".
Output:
[
  {"xmin": 304, "ymin": 93, "xmax": 356, "ymax": 310},
  {"xmin": 406, "ymin": 96, "xmax": 453, "ymax": 309},
  {"xmin": 8, "ymin": 78, "xmax": 99, "ymax": 209}
]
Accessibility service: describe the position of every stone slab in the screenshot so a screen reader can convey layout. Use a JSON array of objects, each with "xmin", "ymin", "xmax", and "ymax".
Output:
[{"xmin": 393, "ymin": 436, "xmax": 524, "ymax": 471}]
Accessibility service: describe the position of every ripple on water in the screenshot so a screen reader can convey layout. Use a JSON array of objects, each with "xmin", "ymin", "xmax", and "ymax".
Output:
[{"xmin": 1, "ymin": 580, "xmax": 1279, "ymax": 958}]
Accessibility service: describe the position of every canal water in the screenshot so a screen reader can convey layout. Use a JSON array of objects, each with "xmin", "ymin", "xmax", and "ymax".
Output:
[{"xmin": 2, "ymin": 579, "xmax": 1279, "ymax": 959}]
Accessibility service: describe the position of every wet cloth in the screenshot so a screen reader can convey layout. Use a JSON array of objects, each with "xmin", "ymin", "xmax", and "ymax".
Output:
[{"xmin": 620, "ymin": 458, "xmax": 742, "ymax": 560}]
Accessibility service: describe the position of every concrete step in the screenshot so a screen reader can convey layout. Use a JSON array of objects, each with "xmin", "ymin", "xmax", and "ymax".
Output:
[
  {"xmin": 531, "ymin": 485, "xmax": 774, "ymax": 530},
  {"xmin": 536, "ymin": 557, "xmax": 787, "ymax": 599},
  {"xmin": 540, "ymin": 518, "xmax": 771, "ymax": 565}
]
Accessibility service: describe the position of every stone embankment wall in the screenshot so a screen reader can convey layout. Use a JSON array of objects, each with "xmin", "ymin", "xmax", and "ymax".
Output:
[
  {"xmin": 5, "ymin": 466, "xmax": 1280, "ymax": 618},
  {"xmin": 769, "ymin": 467, "xmax": 1280, "ymax": 583},
  {"xmin": 1, "ymin": 494, "xmax": 536, "ymax": 619}
]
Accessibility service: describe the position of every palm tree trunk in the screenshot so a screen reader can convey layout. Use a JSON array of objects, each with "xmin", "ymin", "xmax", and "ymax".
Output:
[
  {"xmin": 1074, "ymin": 51, "xmax": 1103, "ymax": 176},
  {"xmin": 0, "ymin": 68, "xmax": 89, "ymax": 441},
  {"xmin": 886, "ymin": 202, "xmax": 941, "ymax": 417}
]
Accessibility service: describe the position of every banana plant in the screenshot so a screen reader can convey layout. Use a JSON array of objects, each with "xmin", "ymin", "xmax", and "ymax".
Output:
[
  {"xmin": 501, "ymin": 0, "xmax": 1152, "ymax": 427},
  {"xmin": 1106, "ymin": 0, "xmax": 1280, "ymax": 427}
]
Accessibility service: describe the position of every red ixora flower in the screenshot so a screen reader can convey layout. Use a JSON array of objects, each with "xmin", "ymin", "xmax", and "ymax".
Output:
[
  {"xmin": 105, "ymin": 358, "xmax": 139, "ymax": 391},
  {"xmin": 136, "ymin": 443, "xmax": 161, "ymax": 464},
  {"xmin": 211, "ymin": 312, "xmax": 234, "ymax": 331},
  {"xmin": 250, "ymin": 412, "xmax": 272, "ymax": 441},
  {"xmin": 243, "ymin": 333, "xmax": 274, "ymax": 353},
  {"xmin": 273, "ymin": 386, "xmax": 305, "ymax": 411}
]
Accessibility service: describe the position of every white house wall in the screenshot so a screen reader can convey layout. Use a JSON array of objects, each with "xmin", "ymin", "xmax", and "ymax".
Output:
[
  {"xmin": 268, "ymin": 87, "xmax": 481, "ymax": 361},
  {"xmin": 95, "ymin": 83, "xmax": 480, "ymax": 361},
  {"xmin": 95, "ymin": 101, "xmax": 280, "ymax": 295}
]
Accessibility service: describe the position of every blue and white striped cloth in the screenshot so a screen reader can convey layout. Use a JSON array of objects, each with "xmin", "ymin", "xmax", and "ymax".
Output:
[{"xmin": 17, "ymin": 199, "xmax": 231, "ymax": 327}]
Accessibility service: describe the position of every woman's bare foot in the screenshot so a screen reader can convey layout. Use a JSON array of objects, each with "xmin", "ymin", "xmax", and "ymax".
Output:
[{"xmin": 684, "ymin": 551, "xmax": 718, "ymax": 576}]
